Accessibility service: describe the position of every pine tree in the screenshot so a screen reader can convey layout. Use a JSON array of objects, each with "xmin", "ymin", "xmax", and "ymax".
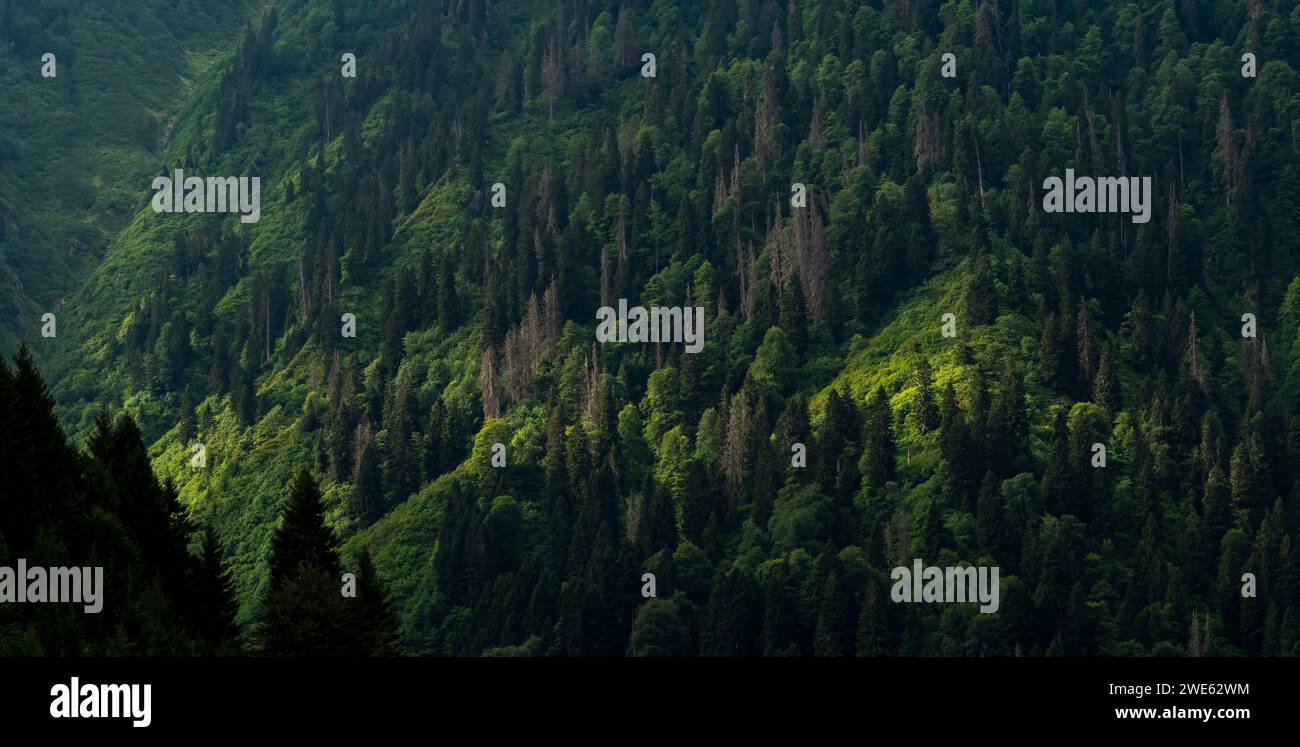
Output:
[
  {"xmin": 354, "ymin": 547, "xmax": 403, "ymax": 655},
  {"xmin": 1004, "ymin": 253, "xmax": 1028, "ymax": 313},
  {"xmin": 381, "ymin": 371, "xmax": 420, "ymax": 506},
  {"xmin": 779, "ymin": 278, "xmax": 809, "ymax": 359},
  {"xmin": 267, "ymin": 469, "xmax": 341, "ymax": 591},
  {"xmin": 260, "ymin": 564, "xmax": 361, "ymax": 656},
  {"xmin": 861, "ymin": 387, "xmax": 897, "ymax": 492},
  {"xmin": 913, "ymin": 360, "xmax": 938, "ymax": 433},
  {"xmin": 1229, "ymin": 433, "xmax": 1271, "ymax": 531},
  {"xmin": 1124, "ymin": 291, "xmax": 1154, "ymax": 369},
  {"xmin": 976, "ymin": 471, "xmax": 1001, "ymax": 554},
  {"xmin": 813, "ymin": 559, "xmax": 855, "ymax": 656},
  {"xmin": 700, "ymin": 568, "xmax": 760, "ymax": 656},
  {"xmin": 966, "ymin": 252, "xmax": 997, "ymax": 325},
  {"xmin": 231, "ymin": 360, "xmax": 257, "ymax": 426},
  {"xmin": 1075, "ymin": 297, "xmax": 1096, "ymax": 397},
  {"xmin": 855, "ymin": 572, "xmax": 890, "ymax": 656},
  {"xmin": 6, "ymin": 346, "xmax": 81, "ymax": 554},
  {"xmin": 1093, "ymin": 344, "xmax": 1121, "ymax": 412},
  {"xmin": 196, "ymin": 524, "xmax": 241, "ymax": 653},
  {"xmin": 939, "ymin": 383, "xmax": 979, "ymax": 509},
  {"xmin": 1038, "ymin": 311, "xmax": 1062, "ymax": 391},
  {"xmin": 919, "ymin": 498, "xmax": 946, "ymax": 559},
  {"xmin": 262, "ymin": 468, "xmax": 372, "ymax": 656},
  {"xmin": 817, "ymin": 387, "xmax": 858, "ymax": 494},
  {"xmin": 353, "ymin": 436, "xmax": 384, "ymax": 523},
  {"xmin": 987, "ymin": 366, "xmax": 1029, "ymax": 477},
  {"xmin": 1200, "ymin": 464, "xmax": 1232, "ymax": 553},
  {"xmin": 1041, "ymin": 409, "xmax": 1071, "ymax": 516},
  {"xmin": 179, "ymin": 388, "xmax": 196, "ymax": 444}
]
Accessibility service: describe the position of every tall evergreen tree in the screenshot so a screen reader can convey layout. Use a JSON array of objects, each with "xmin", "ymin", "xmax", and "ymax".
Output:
[
  {"xmin": 1093, "ymin": 344, "xmax": 1121, "ymax": 413},
  {"xmin": 913, "ymin": 360, "xmax": 938, "ymax": 433},
  {"xmin": 268, "ymin": 468, "xmax": 341, "ymax": 591},
  {"xmin": 354, "ymin": 547, "xmax": 403, "ymax": 656},
  {"xmin": 966, "ymin": 252, "xmax": 997, "ymax": 325},
  {"xmin": 860, "ymin": 387, "xmax": 897, "ymax": 492},
  {"xmin": 196, "ymin": 524, "xmax": 241, "ymax": 653}
]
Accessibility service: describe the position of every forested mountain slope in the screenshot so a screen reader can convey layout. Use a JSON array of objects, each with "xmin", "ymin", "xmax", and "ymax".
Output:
[
  {"xmin": 0, "ymin": 0, "xmax": 253, "ymax": 351},
  {"xmin": 6, "ymin": 0, "xmax": 1300, "ymax": 656}
]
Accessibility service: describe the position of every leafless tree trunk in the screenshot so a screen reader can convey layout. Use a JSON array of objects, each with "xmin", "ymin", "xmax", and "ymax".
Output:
[
  {"xmin": 1187, "ymin": 311, "xmax": 1206, "ymax": 393},
  {"xmin": 914, "ymin": 98, "xmax": 941, "ymax": 175},
  {"xmin": 480, "ymin": 345, "xmax": 500, "ymax": 419},
  {"xmin": 794, "ymin": 199, "xmax": 830, "ymax": 323},
  {"xmin": 1216, "ymin": 96, "xmax": 1241, "ymax": 204}
]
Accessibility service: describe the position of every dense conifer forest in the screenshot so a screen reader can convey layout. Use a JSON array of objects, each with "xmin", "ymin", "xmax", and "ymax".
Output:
[{"xmin": 2, "ymin": 0, "xmax": 1299, "ymax": 656}]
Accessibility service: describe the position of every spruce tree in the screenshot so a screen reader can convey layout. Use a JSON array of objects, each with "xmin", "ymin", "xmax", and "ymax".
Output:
[
  {"xmin": 966, "ymin": 252, "xmax": 997, "ymax": 325},
  {"xmin": 813, "ymin": 560, "xmax": 853, "ymax": 657},
  {"xmin": 987, "ymin": 366, "xmax": 1029, "ymax": 477},
  {"xmin": 976, "ymin": 471, "xmax": 1001, "ymax": 554},
  {"xmin": 780, "ymin": 279, "xmax": 809, "ymax": 359},
  {"xmin": 268, "ymin": 468, "xmax": 341, "ymax": 590},
  {"xmin": 818, "ymin": 387, "xmax": 859, "ymax": 493},
  {"xmin": 197, "ymin": 524, "xmax": 241, "ymax": 653},
  {"xmin": 939, "ymin": 383, "xmax": 979, "ymax": 509},
  {"xmin": 860, "ymin": 387, "xmax": 897, "ymax": 493},
  {"xmin": 1093, "ymin": 344, "xmax": 1121, "ymax": 412},
  {"xmin": 1038, "ymin": 312, "xmax": 1061, "ymax": 390},
  {"xmin": 1041, "ymin": 410, "xmax": 1071, "ymax": 516},
  {"xmin": 855, "ymin": 573, "xmax": 889, "ymax": 656},
  {"xmin": 262, "ymin": 468, "xmax": 370, "ymax": 656},
  {"xmin": 913, "ymin": 360, "xmax": 938, "ymax": 433},
  {"xmin": 353, "ymin": 435, "xmax": 384, "ymax": 523},
  {"xmin": 354, "ymin": 547, "xmax": 403, "ymax": 656},
  {"xmin": 7, "ymin": 346, "xmax": 79, "ymax": 553}
]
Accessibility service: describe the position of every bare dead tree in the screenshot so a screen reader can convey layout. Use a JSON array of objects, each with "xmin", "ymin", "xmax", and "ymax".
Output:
[
  {"xmin": 809, "ymin": 96, "xmax": 825, "ymax": 152},
  {"xmin": 768, "ymin": 201, "xmax": 794, "ymax": 301},
  {"xmin": 1216, "ymin": 95, "xmax": 1242, "ymax": 204},
  {"xmin": 794, "ymin": 199, "xmax": 831, "ymax": 323},
  {"xmin": 756, "ymin": 64, "xmax": 779, "ymax": 177},
  {"xmin": 1186, "ymin": 311, "xmax": 1206, "ymax": 393},
  {"xmin": 914, "ymin": 97, "xmax": 942, "ymax": 175},
  {"xmin": 480, "ymin": 344, "xmax": 500, "ymax": 419}
]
